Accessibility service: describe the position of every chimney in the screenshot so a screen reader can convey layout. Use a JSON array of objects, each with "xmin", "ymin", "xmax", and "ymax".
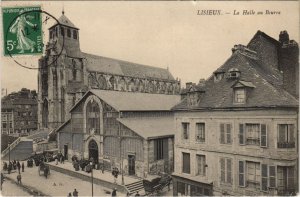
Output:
[
  {"xmin": 186, "ymin": 82, "xmax": 193, "ymax": 89},
  {"xmin": 278, "ymin": 31, "xmax": 299, "ymax": 98},
  {"xmin": 279, "ymin": 30, "xmax": 289, "ymax": 44},
  {"xmin": 198, "ymin": 78, "xmax": 205, "ymax": 86}
]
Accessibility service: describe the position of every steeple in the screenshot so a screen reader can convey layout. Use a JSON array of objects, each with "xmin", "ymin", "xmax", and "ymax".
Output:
[{"xmin": 47, "ymin": 12, "xmax": 81, "ymax": 57}]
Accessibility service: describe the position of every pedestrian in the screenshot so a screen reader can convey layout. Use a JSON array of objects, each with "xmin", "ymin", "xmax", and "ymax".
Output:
[
  {"xmin": 73, "ymin": 189, "xmax": 78, "ymax": 197},
  {"xmin": 55, "ymin": 156, "xmax": 58, "ymax": 165},
  {"xmin": 3, "ymin": 162, "xmax": 7, "ymax": 171},
  {"xmin": 68, "ymin": 192, "xmax": 72, "ymax": 197},
  {"xmin": 44, "ymin": 166, "xmax": 49, "ymax": 179},
  {"xmin": 13, "ymin": 160, "xmax": 17, "ymax": 170},
  {"xmin": 17, "ymin": 161, "xmax": 21, "ymax": 174},
  {"xmin": 135, "ymin": 191, "xmax": 140, "ymax": 196},
  {"xmin": 101, "ymin": 165, "xmax": 104, "ymax": 174},
  {"xmin": 17, "ymin": 173, "xmax": 22, "ymax": 185},
  {"xmin": 21, "ymin": 162, "xmax": 25, "ymax": 172},
  {"xmin": 8, "ymin": 163, "xmax": 12, "ymax": 174},
  {"xmin": 112, "ymin": 188, "xmax": 117, "ymax": 197}
]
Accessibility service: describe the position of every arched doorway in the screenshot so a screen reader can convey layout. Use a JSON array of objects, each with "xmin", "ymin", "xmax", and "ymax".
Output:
[{"xmin": 88, "ymin": 140, "xmax": 99, "ymax": 163}]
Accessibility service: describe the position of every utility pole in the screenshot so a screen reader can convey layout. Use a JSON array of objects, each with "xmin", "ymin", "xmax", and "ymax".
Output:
[{"xmin": 90, "ymin": 162, "xmax": 94, "ymax": 197}]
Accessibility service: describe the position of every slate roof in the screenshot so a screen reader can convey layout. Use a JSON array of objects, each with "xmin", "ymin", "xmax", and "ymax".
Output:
[
  {"xmin": 117, "ymin": 117, "xmax": 174, "ymax": 139},
  {"xmin": 173, "ymin": 43, "xmax": 298, "ymax": 110},
  {"xmin": 82, "ymin": 53, "xmax": 175, "ymax": 81},
  {"xmin": 51, "ymin": 14, "xmax": 78, "ymax": 29},
  {"xmin": 89, "ymin": 89, "xmax": 181, "ymax": 111}
]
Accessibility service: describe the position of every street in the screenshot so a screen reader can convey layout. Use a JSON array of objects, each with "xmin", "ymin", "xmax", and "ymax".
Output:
[
  {"xmin": 1, "ymin": 179, "xmax": 31, "ymax": 196},
  {"xmin": 3, "ymin": 164, "xmax": 124, "ymax": 196}
]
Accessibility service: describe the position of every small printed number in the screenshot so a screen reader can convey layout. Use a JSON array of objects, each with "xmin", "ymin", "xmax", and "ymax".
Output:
[{"xmin": 6, "ymin": 40, "xmax": 16, "ymax": 51}]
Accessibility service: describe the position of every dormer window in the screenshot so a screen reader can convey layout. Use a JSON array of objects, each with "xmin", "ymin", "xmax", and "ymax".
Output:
[
  {"xmin": 231, "ymin": 80, "xmax": 256, "ymax": 104},
  {"xmin": 73, "ymin": 30, "xmax": 78, "ymax": 39},
  {"xmin": 67, "ymin": 28, "xmax": 71, "ymax": 38},
  {"xmin": 234, "ymin": 88, "xmax": 246, "ymax": 103},
  {"xmin": 188, "ymin": 92, "xmax": 199, "ymax": 106},
  {"xmin": 214, "ymin": 73, "xmax": 224, "ymax": 82},
  {"xmin": 228, "ymin": 68, "xmax": 241, "ymax": 79}
]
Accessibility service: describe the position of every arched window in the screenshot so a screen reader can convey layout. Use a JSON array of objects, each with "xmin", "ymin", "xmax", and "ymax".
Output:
[{"xmin": 86, "ymin": 100, "xmax": 100, "ymax": 134}]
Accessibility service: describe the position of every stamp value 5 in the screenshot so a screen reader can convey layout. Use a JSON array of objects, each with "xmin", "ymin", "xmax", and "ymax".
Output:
[{"xmin": 2, "ymin": 6, "xmax": 43, "ymax": 56}]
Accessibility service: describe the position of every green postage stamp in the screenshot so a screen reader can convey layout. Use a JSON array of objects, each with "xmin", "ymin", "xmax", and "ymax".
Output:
[{"xmin": 2, "ymin": 6, "xmax": 43, "ymax": 56}]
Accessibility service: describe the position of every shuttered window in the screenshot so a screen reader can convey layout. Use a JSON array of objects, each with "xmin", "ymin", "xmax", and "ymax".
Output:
[
  {"xmin": 220, "ymin": 157, "xmax": 232, "ymax": 184},
  {"xmin": 239, "ymin": 160, "xmax": 245, "ymax": 187},
  {"xmin": 239, "ymin": 124, "xmax": 245, "ymax": 145},
  {"xmin": 269, "ymin": 166, "xmax": 276, "ymax": 188},
  {"xmin": 196, "ymin": 155, "xmax": 206, "ymax": 176},
  {"xmin": 195, "ymin": 123, "xmax": 205, "ymax": 142},
  {"xmin": 220, "ymin": 123, "xmax": 232, "ymax": 144},
  {"xmin": 182, "ymin": 153, "xmax": 190, "ymax": 174},
  {"xmin": 182, "ymin": 123, "xmax": 189, "ymax": 140},
  {"xmin": 260, "ymin": 124, "xmax": 267, "ymax": 147},
  {"xmin": 261, "ymin": 164, "xmax": 268, "ymax": 191}
]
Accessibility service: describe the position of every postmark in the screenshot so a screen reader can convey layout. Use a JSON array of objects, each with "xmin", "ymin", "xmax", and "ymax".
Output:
[
  {"xmin": 2, "ymin": 6, "xmax": 43, "ymax": 56},
  {"xmin": 2, "ymin": 7, "xmax": 65, "ymax": 69}
]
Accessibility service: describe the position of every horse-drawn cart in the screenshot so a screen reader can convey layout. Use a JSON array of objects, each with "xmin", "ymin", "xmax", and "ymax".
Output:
[
  {"xmin": 38, "ymin": 162, "xmax": 50, "ymax": 177},
  {"xmin": 143, "ymin": 173, "xmax": 172, "ymax": 196}
]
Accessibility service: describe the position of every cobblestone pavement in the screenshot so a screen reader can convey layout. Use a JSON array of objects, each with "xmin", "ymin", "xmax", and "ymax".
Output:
[
  {"xmin": 3, "ymin": 165, "xmax": 125, "ymax": 196},
  {"xmin": 1, "ymin": 179, "xmax": 32, "ymax": 196}
]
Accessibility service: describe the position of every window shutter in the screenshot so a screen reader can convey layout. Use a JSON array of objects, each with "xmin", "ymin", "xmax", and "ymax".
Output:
[
  {"xmin": 261, "ymin": 164, "xmax": 268, "ymax": 191},
  {"xmin": 227, "ymin": 158, "xmax": 232, "ymax": 183},
  {"xmin": 220, "ymin": 158, "xmax": 225, "ymax": 182},
  {"xmin": 269, "ymin": 166, "xmax": 276, "ymax": 188},
  {"xmin": 163, "ymin": 139, "xmax": 169, "ymax": 159},
  {"xmin": 226, "ymin": 124, "xmax": 231, "ymax": 144},
  {"xmin": 239, "ymin": 124, "xmax": 245, "ymax": 145},
  {"xmin": 260, "ymin": 124, "xmax": 267, "ymax": 147},
  {"xmin": 154, "ymin": 140, "xmax": 157, "ymax": 161},
  {"xmin": 220, "ymin": 124, "xmax": 225, "ymax": 144},
  {"xmin": 289, "ymin": 124, "xmax": 295, "ymax": 142},
  {"xmin": 287, "ymin": 167, "xmax": 295, "ymax": 190},
  {"xmin": 238, "ymin": 160, "xmax": 245, "ymax": 187}
]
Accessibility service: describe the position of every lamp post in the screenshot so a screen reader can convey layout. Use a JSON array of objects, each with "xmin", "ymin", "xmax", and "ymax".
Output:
[
  {"xmin": 90, "ymin": 161, "xmax": 94, "ymax": 197},
  {"xmin": 8, "ymin": 143, "xmax": 11, "ymax": 163},
  {"xmin": 119, "ymin": 136, "xmax": 124, "ymax": 185}
]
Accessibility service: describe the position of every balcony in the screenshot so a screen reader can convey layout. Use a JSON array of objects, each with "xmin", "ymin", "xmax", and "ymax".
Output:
[{"xmin": 277, "ymin": 141, "xmax": 295, "ymax": 148}]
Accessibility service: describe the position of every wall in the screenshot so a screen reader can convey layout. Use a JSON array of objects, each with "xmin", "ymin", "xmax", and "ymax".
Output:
[{"xmin": 174, "ymin": 109, "xmax": 298, "ymax": 195}]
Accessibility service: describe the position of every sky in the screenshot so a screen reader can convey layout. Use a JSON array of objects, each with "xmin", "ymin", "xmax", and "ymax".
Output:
[{"xmin": 1, "ymin": 1, "xmax": 299, "ymax": 94}]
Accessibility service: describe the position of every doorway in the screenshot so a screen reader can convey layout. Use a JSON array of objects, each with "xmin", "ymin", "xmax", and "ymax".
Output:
[
  {"xmin": 128, "ymin": 155, "xmax": 135, "ymax": 175},
  {"xmin": 88, "ymin": 140, "xmax": 99, "ymax": 163},
  {"xmin": 64, "ymin": 145, "xmax": 68, "ymax": 160}
]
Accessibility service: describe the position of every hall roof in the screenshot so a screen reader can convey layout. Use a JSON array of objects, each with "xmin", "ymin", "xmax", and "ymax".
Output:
[
  {"xmin": 83, "ymin": 52, "xmax": 175, "ymax": 81},
  {"xmin": 93, "ymin": 89, "xmax": 180, "ymax": 111},
  {"xmin": 117, "ymin": 117, "xmax": 174, "ymax": 139}
]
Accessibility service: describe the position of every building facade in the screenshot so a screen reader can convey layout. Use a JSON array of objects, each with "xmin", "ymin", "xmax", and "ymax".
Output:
[
  {"xmin": 38, "ymin": 12, "xmax": 181, "ymax": 131},
  {"xmin": 56, "ymin": 90, "xmax": 180, "ymax": 178},
  {"xmin": 172, "ymin": 31, "xmax": 299, "ymax": 196},
  {"xmin": 1, "ymin": 88, "xmax": 38, "ymax": 136}
]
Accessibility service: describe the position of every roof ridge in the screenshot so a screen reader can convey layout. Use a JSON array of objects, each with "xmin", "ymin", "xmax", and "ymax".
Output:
[{"xmin": 82, "ymin": 52, "xmax": 169, "ymax": 72}]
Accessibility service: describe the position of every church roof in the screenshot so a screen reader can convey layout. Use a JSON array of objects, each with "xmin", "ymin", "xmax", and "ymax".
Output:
[
  {"xmin": 82, "ymin": 52, "xmax": 175, "ymax": 81},
  {"xmin": 117, "ymin": 117, "xmax": 174, "ymax": 139},
  {"xmin": 50, "ymin": 13, "xmax": 78, "ymax": 29}
]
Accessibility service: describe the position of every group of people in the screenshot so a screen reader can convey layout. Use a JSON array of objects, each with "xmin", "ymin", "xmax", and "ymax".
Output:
[
  {"xmin": 55, "ymin": 152, "xmax": 65, "ymax": 165},
  {"xmin": 3, "ymin": 160, "xmax": 25, "ymax": 174},
  {"xmin": 68, "ymin": 189, "xmax": 78, "ymax": 197}
]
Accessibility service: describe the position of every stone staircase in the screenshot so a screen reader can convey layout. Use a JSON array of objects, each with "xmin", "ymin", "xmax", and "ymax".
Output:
[
  {"xmin": 125, "ymin": 180, "xmax": 145, "ymax": 195},
  {"xmin": 2, "ymin": 138, "xmax": 33, "ymax": 161}
]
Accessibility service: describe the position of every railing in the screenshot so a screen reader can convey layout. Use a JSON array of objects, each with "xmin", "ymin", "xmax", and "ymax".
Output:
[
  {"xmin": 1, "ymin": 137, "xmax": 21, "ymax": 158},
  {"xmin": 277, "ymin": 142, "xmax": 295, "ymax": 148}
]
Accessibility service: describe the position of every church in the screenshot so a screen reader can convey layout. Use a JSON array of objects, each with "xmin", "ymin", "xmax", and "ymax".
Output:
[{"xmin": 37, "ymin": 12, "xmax": 181, "ymax": 177}]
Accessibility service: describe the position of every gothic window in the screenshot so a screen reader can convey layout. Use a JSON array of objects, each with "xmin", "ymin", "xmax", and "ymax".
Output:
[
  {"xmin": 86, "ymin": 100, "xmax": 100, "ymax": 134},
  {"xmin": 109, "ymin": 76, "xmax": 115, "ymax": 90},
  {"xmin": 119, "ymin": 78, "xmax": 126, "ymax": 91},
  {"xmin": 98, "ymin": 75, "xmax": 107, "ymax": 89},
  {"xmin": 67, "ymin": 28, "xmax": 71, "ymax": 38},
  {"xmin": 60, "ymin": 27, "xmax": 64, "ymax": 36},
  {"xmin": 129, "ymin": 79, "xmax": 135, "ymax": 92},
  {"xmin": 73, "ymin": 30, "xmax": 77, "ymax": 39}
]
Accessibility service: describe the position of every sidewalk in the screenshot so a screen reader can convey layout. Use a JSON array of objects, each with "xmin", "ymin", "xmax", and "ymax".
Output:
[
  {"xmin": 47, "ymin": 161, "xmax": 140, "ymax": 185},
  {"xmin": 3, "ymin": 164, "xmax": 125, "ymax": 196}
]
